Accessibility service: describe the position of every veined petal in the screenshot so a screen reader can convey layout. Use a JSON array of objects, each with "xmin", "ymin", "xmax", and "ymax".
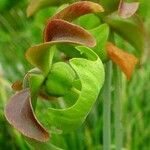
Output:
[
  {"xmin": 118, "ymin": 0, "xmax": 139, "ymax": 18},
  {"xmin": 5, "ymin": 89, "xmax": 49, "ymax": 142},
  {"xmin": 26, "ymin": 19, "xmax": 96, "ymax": 75},
  {"xmin": 51, "ymin": 1, "xmax": 104, "ymax": 22}
]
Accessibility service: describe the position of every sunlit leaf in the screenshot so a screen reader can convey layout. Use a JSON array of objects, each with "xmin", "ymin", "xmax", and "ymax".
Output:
[
  {"xmin": 38, "ymin": 46, "xmax": 105, "ymax": 133},
  {"xmin": 45, "ymin": 62, "xmax": 76, "ymax": 97},
  {"xmin": 5, "ymin": 89, "xmax": 49, "ymax": 142},
  {"xmin": 118, "ymin": 0, "xmax": 139, "ymax": 18},
  {"xmin": 106, "ymin": 42, "xmax": 138, "ymax": 80},
  {"xmin": 77, "ymin": 13, "xmax": 101, "ymax": 30}
]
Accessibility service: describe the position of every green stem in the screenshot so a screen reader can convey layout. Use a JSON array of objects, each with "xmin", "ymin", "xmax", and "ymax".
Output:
[
  {"xmin": 113, "ymin": 64, "xmax": 123, "ymax": 150},
  {"xmin": 103, "ymin": 61, "xmax": 112, "ymax": 150}
]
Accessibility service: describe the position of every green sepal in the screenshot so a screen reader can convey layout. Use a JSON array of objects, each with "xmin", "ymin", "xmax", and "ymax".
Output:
[
  {"xmin": 105, "ymin": 12, "xmax": 145, "ymax": 57},
  {"xmin": 90, "ymin": 24, "xmax": 110, "ymax": 62}
]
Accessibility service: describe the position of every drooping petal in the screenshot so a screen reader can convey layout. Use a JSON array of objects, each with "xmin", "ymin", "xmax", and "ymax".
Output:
[
  {"xmin": 5, "ymin": 89, "xmax": 49, "ymax": 142},
  {"xmin": 118, "ymin": 0, "xmax": 139, "ymax": 19},
  {"xmin": 26, "ymin": 19, "xmax": 96, "ymax": 75},
  {"xmin": 106, "ymin": 42, "xmax": 138, "ymax": 80},
  {"xmin": 26, "ymin": 1, "xmax": 104, "ymax": 17},
  {"xmin": 44, "ymin": 19, "xmax": 95, "ymax": 46},
  {"xmin": 51, "ymin": 1, "xmax": 104, "ymax": 22}
]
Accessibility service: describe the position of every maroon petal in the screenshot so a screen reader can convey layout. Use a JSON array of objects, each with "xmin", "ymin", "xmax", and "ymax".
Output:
[
  {"xmin": 26, "ymin": 19, "xmax": 96, "ymax": 74},
  {"xmin": 118, "ymin": 0, "xmax": 139, "ymax": 18},
  {"xmin": 51, "ymin": 1, "xmax": 104, "ymax": 22},
  {"xmin": 5, "ymin": 89, "xmax": 49, "ymax": 142},
  {"xmin": 44, "ymin": 19, "xmax": 95, "ymax": 46}
]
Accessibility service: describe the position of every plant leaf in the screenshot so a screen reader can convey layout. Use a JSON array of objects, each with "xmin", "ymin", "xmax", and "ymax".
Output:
[
  {"xmin": 57, "ymin": 24, "xmax": 110, "ymax": 61},
  {"xmin": 5, "ymin": 89, "xmax": 49, "ymax": 142},
  {"xmin": 45, "ymin": 62, "xmax": 76, "ymax": 97},
  {"xmin": 105, "ymin": 12, "xmax": 145, "ymax": 57},
  {"xmin": 26, "ymin": 19, "xmax": 95, "ymax": 75},
  {"xmin": 99, "ymin": 0, "xmax": 120, "ymax": 12},
  {"xmin": 118, "ymin": 0, "xmax": 139, "ymax": 18},
  {"xmin": 106, "ymin": 42, "xmax": 138, "ymax": 80},
  {"xmin": 90, "ymin": 24, "xmax": 110, "ymax": 62},
  {"xmin": 38, "ymin": 46, "xmax": 105, "ymax": 133},
  {"xmin": 77, "ymin": 13, "xmax": 101, "ymax": 30},
  {"xmin": 51, "ymin": 1, "xmax": 104, "ymax": 22}
]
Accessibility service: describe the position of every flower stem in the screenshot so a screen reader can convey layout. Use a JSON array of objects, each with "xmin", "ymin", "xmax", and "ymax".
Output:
[
  {"xmin": 113, "ymin": 64, "xmax": 123, "ymax": 150},
  {"xmin": 103, "ymin": 60, "xmax": 112, "ymax": 150}
]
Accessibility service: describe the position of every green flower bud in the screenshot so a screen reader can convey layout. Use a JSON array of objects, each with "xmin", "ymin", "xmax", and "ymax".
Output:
[{"xmin": 45, "ymin": 62, "xmax": 76, "ymax": 97}]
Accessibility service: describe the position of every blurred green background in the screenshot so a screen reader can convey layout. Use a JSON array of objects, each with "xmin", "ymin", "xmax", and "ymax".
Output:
[{"xmin": 0, "ymin": 0, "xmax": 150, "ymax": 149}]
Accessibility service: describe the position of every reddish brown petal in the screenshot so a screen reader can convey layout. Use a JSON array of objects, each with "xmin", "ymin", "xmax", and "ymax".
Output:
[
  {"xmin": 44, "ymin": 19, "xmax": 95, "ymax": 46},
  {"xmin": 106, "ymin": 42, "xmax": 138, "ymax": 80},
  {"xmin": 12, "ymin": 80, "xmax": 23, "ymax": 91},
  {"xmin": 26, "ymin": 19, "xmax": 96, "ymax": 74},
  {"xmin": 5, "ymin": 89, "xmax": 49, "ymax": 142},
  {"xmin": 51, "ymin": 1, "xmax": 104, "ymax": 22},
  {"xmin": 26, "ymin": 0, "xmax": 58, "ymax": 17},
  {"xmin": 118, "ymin": 0, "xmax": 139, "ymax": 18}
]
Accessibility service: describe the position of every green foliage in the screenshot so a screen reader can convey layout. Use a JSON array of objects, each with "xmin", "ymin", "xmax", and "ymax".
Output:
[
  {"xmin": 0, "ymin": 0, "xmax": 150, "ymax": 150},
  {"xmin": 90, "ymin": 24, "xmax": 109, "ymax": 61},
  {"xmin": 105, "ymin": 12, "xmax": 145, "ymax": 57},
  {"xmin": 45, "ymin": 62, "xmax": 76, "ymax": 97},
  {"xmin": 40, "ymin": 46, "xmax": 104, "ymax": 133},
  {"xmin": 77, "ymin": 14, "xmax": 101, "ymax": 30}
]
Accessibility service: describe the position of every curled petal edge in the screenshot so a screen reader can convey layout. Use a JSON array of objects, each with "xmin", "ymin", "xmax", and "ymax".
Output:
[
  {"xmin": 51, "ymin": 1, "xmax": 104, "ymax": 22},
  {"xmin": 26, "ymin": 19, "xmax": 96, "ymax": 74},
  {"xmin": 118, "ymin": 0, "xmax": 139, "ymax": 18},
  {"xmin": 5, "ymin": 89, "xmax": 49, "ymax": 142},
  {"xmin": 106, "ymin": 42, "xmax": 138, "ymax": 80}
]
